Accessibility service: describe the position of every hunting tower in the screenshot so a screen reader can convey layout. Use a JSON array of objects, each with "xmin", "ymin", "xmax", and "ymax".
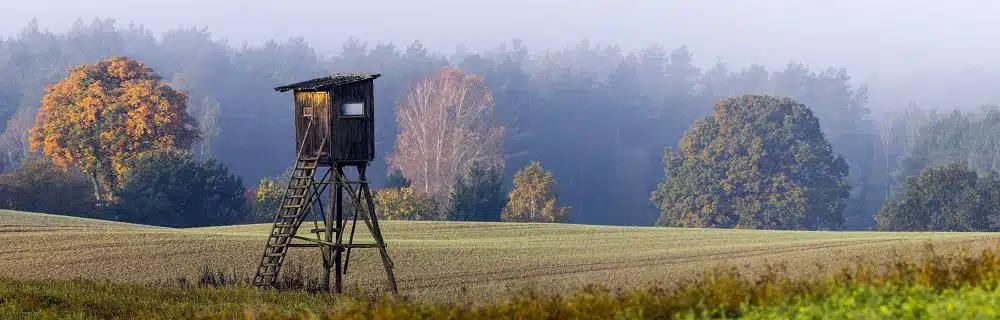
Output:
[{"xmin": 253, "ymin": 73, "xmax": 397, "ymax": 295}]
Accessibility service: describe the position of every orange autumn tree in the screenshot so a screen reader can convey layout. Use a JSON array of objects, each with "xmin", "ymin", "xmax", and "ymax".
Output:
[{"xmin": 28, "ymin": 56, "xmax": 199, "ymax": 202}]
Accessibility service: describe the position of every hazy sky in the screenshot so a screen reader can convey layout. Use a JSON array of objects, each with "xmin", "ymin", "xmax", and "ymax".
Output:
[{"xmin": 3, "ymin": 0, "xmax": 1000, "ymax": 108}]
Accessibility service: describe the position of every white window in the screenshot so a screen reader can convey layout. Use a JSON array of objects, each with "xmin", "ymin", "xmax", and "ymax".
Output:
[{"xmin": 342, "ymin": 102, "xmax": 364, "ymax": 117}]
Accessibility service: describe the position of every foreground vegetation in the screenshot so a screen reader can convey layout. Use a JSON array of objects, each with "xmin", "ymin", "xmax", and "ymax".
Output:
[
  {"xmin": 3, "ymin": 210, "xmax": 998, "ymax": 304},
  {"xmin": 5, "ymin": 241, "xmax": 1000, "ymax": 319}
]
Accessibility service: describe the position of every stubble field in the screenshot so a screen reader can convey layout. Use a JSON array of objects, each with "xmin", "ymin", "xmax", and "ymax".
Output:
[{"xmin": 2, "ymin": 210, "xmax": 998, "ymax": 303}]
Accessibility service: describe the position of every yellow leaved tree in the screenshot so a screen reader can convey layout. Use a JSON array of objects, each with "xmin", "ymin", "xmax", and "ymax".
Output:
[
  {"xmin": 28, "ymin": 56, "xmax": 199, "ymax": 202},
  {"xmin": 373, "ymin": 187, "xmax": 439, "ymax": 220},
  {"xmin": 501, "ymin": 161, "xmax": 570, "ymax": 223}
]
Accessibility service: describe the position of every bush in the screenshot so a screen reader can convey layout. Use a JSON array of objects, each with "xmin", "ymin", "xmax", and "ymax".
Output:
[
  {"xmin": 0, "ymin": 157, "xmax": 97, "ymax": 217},
  {"xmin": 109, "ymin": 150, "xmax": 246, "ymax": 227},
  {"xmin": 248, "ymin": 166, "xmax": 294, "ymax": 223},
  {"xmin": 373, "ymin": 187, "xmax": 439, "ymax": 220}
]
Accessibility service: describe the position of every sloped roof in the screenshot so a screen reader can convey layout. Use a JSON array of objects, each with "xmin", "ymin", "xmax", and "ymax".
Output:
[{"xmin": 274, "ymin": 73, "xmax": 381, "ymax": 92}]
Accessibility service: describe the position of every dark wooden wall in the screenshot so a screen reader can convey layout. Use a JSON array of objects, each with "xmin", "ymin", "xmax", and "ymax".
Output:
[
  {"xmin": 328, "ymin": 80, "xmax": 375, "ymax": 163},
  {"xmin": 293, "ymin": 91, "xmax": 331, "ymax": 158}
]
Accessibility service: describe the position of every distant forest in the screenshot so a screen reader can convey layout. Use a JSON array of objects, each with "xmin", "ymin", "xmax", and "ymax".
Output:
[{"xmin": 1, "ymin": 18, "xmax": 993, "ymax": 228}]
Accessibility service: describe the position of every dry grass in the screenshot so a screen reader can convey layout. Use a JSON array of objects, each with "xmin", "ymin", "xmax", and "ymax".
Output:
[{"xmin": 2, "ymin": 210, "xmax": 998, "ymax": 303}]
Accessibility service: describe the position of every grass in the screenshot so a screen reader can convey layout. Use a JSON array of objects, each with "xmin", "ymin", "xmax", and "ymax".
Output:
[
  {"xmin": 2, "ymin": 210, "xmax": 999, "ymax": 304},
  {"xmin": 7, "ymin": 242, "xmax": 1000, "ymax": 319}
]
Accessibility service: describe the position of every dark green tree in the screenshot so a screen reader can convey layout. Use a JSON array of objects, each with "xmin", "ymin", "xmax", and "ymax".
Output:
[
  {"xmin": 446, "ymin": 163, "xmax": 505, "ymax": 221},
  {"xmin": 876, "ymin": 161, "xmax": 998, "ymax": 232},
  {"xmin": 384, "ymin": 168, "xmax": 411, "ymax": 188},
  {"xmin": 651, "ymin": 95, "xmax": 850, "ymax": 230},
  {"xmin": 110, "ymin": 150, "xmax": 246, "ymax": 227}
]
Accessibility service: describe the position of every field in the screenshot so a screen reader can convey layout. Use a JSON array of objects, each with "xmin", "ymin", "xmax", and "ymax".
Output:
[{"xmin": 3, "ymin": 210, "xmax": 1000, "ymax": 305}]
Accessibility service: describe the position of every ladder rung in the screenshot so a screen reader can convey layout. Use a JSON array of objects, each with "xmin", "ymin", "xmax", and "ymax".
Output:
[
  {"xmin": 264, "ymin": 252, "xmax": 283, "ymax": 258},
  {"xmin": 274, "ymin": 223, "xmax": 295, "ymax": 228},
  {"xmin": 281, "ymin": 203, "xmax": 303, "ymax": 209},
  {"xmin": 310, "ymin": 228, "xmax": 340, "ymax": 233},
  {"xmin": 286, "ymin": 243, "xmax": 321, "ymax": 248},
  {"xmin": 277, "ymin": 212, "xmax": 297, "ymax": 218},
  {"xmin": 288, "ymin": 194, "xmax": 306, "ymax": 199},
  {"xmin": 271, "ymin": 233, "xmax": 293, "ymax": 237}
]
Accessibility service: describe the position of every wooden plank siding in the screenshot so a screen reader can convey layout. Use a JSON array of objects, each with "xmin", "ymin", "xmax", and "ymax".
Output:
[
  {"xmin": 328, "ymin": 80, "xmax": 375, "ymax": 164},
  {"xmin": 293, "ymin": 91, "xmax": 331, "ymax": 159},
  {"xmin": 292, "ymin": 80, "xmax": 375, "ymax": 165}
]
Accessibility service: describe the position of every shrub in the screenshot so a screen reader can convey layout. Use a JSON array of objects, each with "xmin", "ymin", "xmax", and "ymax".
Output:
[
  {"xmin": 373, "ymin": 187, "xmax": 439, "ymax": 220},
  {"xmin": 0, "ymin": 157, "xmax": 96, "ymax": 217},
  {"xmin": 249, "ymin": 166, "xmax": 294, "ymax": 223}
]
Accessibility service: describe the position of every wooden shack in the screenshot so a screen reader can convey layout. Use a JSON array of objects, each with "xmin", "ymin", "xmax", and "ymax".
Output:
[{"xmin": 274, "ymin": 73, "xmax": 379, "ymax": 165}]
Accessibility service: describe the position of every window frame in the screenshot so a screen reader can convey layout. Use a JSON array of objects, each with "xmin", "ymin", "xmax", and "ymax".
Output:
[{"xmin": 339, "ymin": 101, "xmax": 366, "ymax": 118}]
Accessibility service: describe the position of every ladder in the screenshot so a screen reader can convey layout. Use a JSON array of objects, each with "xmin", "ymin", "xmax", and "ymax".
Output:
[{"xmin": 253, "ymin": 120, "xmax": 326, "ymax": 287}]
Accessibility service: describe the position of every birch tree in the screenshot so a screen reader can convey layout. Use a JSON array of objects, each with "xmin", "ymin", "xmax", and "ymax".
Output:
[{"xmin": 388, "ymin": 68, "xmax": 505, "ymax": 205}]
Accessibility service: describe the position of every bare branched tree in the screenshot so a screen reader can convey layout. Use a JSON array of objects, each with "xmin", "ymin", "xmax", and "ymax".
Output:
[
  {"xmin": 0, "ymin": 108, "xmax": 37, "ymax": 171},
  {"xmin": 388, "ymin": 68, "xmax": 505, "ymax": 206},
  {"xmin": 877, "ymin": 116, "xmax": 895, "ymax": 200}
]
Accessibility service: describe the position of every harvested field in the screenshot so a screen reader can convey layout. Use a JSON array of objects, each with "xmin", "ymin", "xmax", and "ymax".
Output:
[{"xmin": 2, "ymin": 210, "xmax": 998, "ymax": 302}]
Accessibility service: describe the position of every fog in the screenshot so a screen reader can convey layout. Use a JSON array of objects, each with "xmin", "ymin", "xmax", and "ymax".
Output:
[
  {"xmin": 4, "ymin": 0, "xmax": 999, "ymax": 109},
  {"xmin": 2, "ymin": 0, "xmax": 1000, "ymax": 227}
]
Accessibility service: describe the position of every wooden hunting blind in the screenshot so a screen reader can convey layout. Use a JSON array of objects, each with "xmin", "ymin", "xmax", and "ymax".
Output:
[
  {"xmin": 253, "ymin": 73, "xmax": 397, "ymax": 295},
  {"xmin": 276, "ymin": 73, "xmax": 378, "ymax": 165}
]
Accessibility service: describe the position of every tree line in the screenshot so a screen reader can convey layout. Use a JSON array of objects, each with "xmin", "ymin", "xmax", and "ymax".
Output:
[
  {"xmin": 1, "ymin": 55, "xmax": 568, "ymax": 227},
  {"xmin": 0, "ymin": 18, "xmax": 992, "ymax": 231}
]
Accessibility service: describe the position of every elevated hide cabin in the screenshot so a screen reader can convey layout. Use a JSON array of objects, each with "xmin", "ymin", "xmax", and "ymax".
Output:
[
  {"xmin": 256, "ymin": 72, "xmax": 397, "ymax": 294},
  {"xmin": 274, "ymin": 73, "xmax": 379, "ymax": 165}
]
